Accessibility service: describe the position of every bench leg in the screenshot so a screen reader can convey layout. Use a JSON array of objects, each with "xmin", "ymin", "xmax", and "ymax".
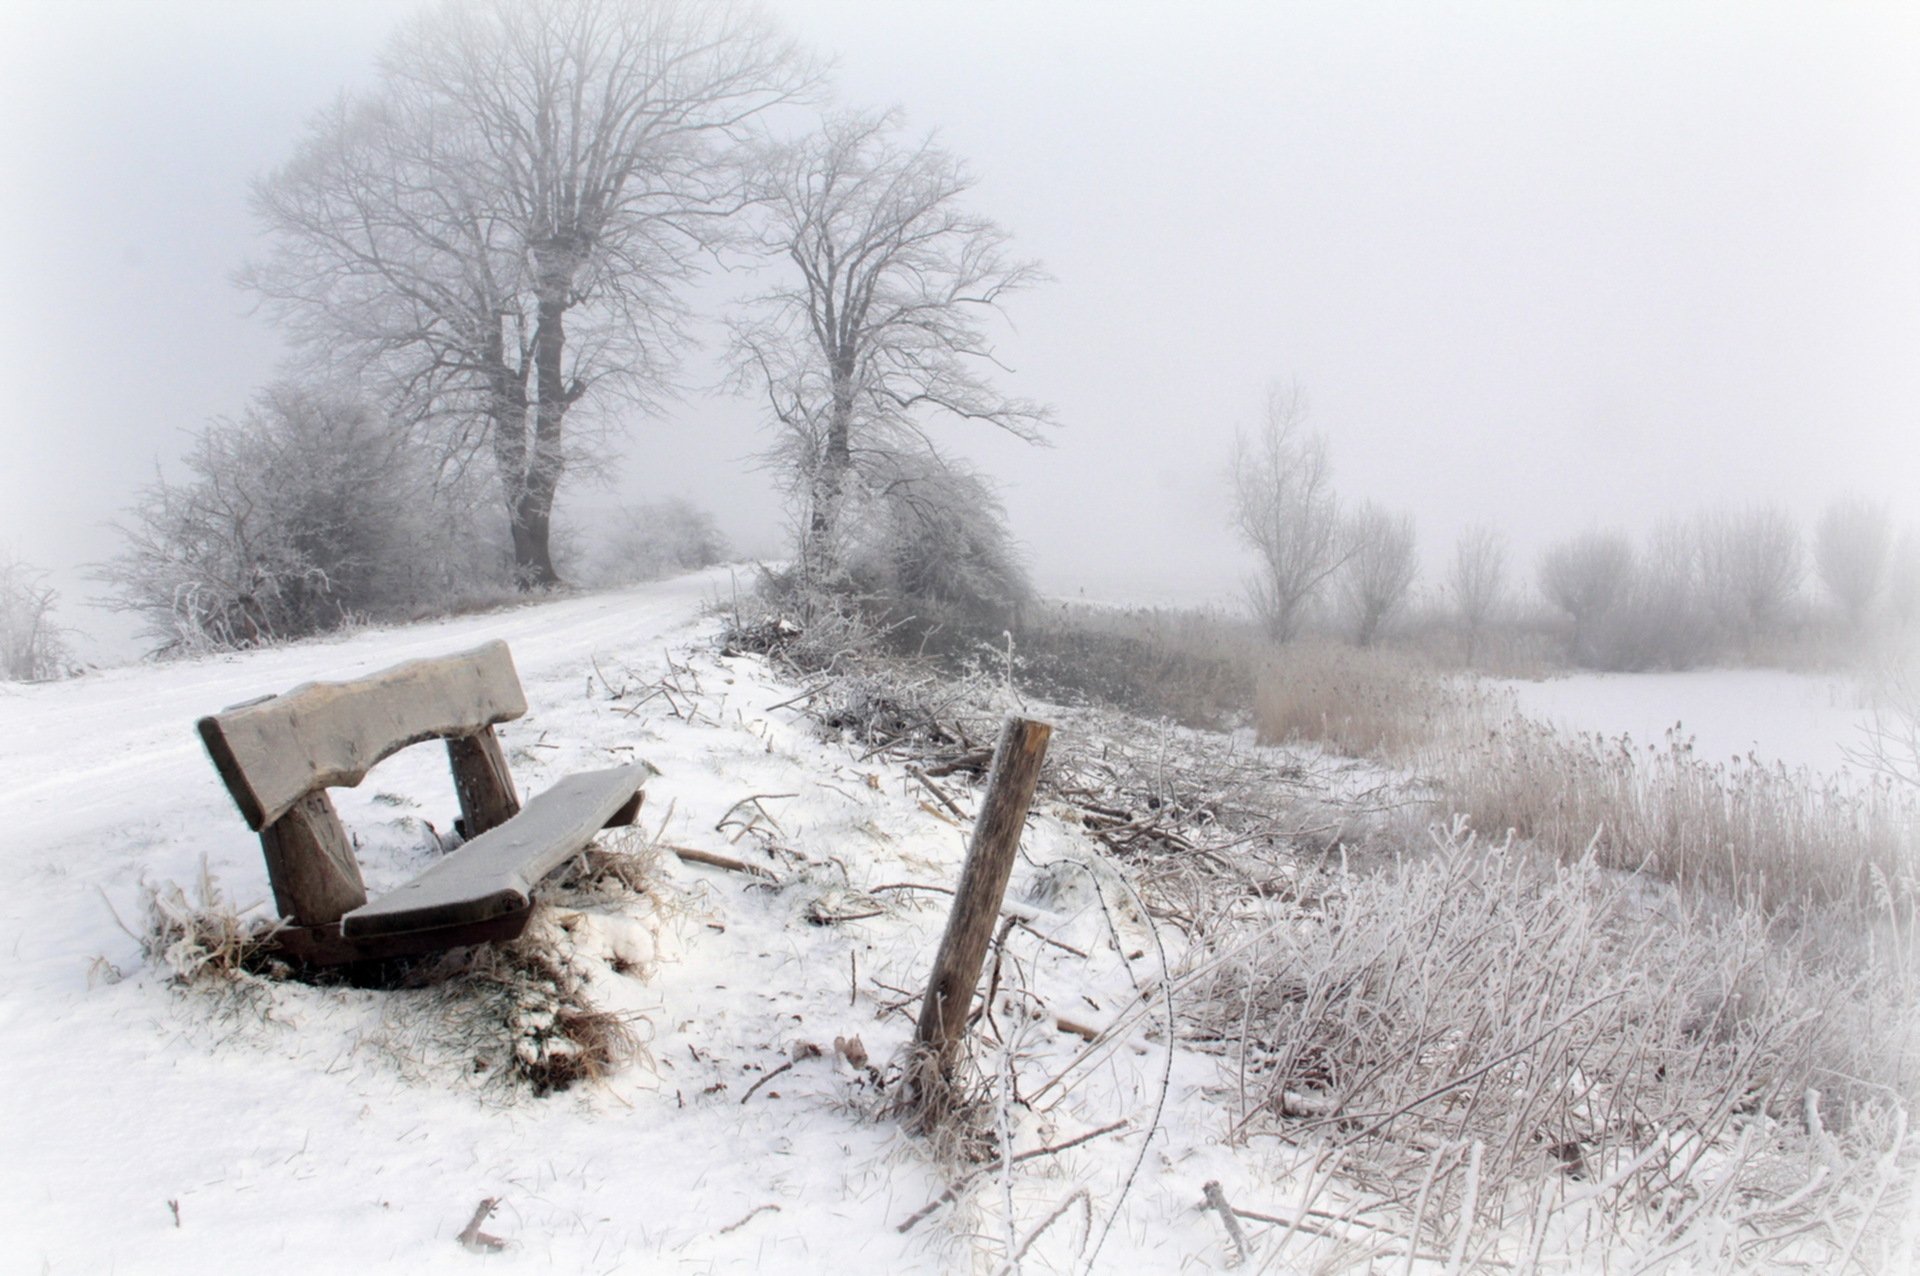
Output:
[
  {"xmin": 449, "ymin": 727, "xmax": 520, "ymax": 839},
  {"xmin": 260, "ymin": 792, "xmax": 368, "ymax": 926}
]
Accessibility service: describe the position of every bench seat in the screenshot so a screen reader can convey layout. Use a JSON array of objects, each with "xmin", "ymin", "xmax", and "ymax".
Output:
[{"xmin": 342, "ymin": 763, "xmax": 652, "ymax": 939}]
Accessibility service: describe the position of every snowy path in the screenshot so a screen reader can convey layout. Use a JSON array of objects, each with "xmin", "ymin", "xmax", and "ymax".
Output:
[
  {"xmin": 0, "ymin": 570, "xmax": 733, "ymax": 1001},
  {"xmin": 0, "ymin": 569, "xmax": 1221, "ymax": 1274}
]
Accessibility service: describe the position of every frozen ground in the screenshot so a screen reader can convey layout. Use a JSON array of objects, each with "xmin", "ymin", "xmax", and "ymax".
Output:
[
  {"xmin": 1498, "ymin": 667, "xmax": 1878, "ymax": 776},
  {"xmin": 0, "ymin": 568, "xmax": 1255, "ymax": 1274},
  {"xmin": 4, "ymin": 574, "xmax": 1915, "ymax": 1273}
]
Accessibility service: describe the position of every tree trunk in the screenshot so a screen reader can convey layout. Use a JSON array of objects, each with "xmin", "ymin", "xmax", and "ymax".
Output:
[
  {"xmin": 518, "ymin": 278, "xmax": 571, "ymax": 589},
  {"xmin": 804, "ymin": 359, "xmax": 856, "ymax": 580}
]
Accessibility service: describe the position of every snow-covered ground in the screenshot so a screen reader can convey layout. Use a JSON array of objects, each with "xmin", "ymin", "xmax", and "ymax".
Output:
[
  {"xmin": 1498, "ymin": 668, "xmax": 1877, "ymax": 775},
  {"xmin": 0, "ymin": 568, "xmax": 1249, "ymax": 1274},
  {"xmin": 6, "ymin": 574, "xmax": 1916, "ymax": 1273}
]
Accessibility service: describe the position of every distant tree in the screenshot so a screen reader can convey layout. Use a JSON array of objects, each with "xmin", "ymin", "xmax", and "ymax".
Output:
[
  {"xmin": 1537, "ymin": 530, "xmax": 1635, "ymax": 662},
  {"xmin": 729, "ymin": 109, "xmax": 1049, "ymax": 578},
  {"xmin": 1340, "ymin": 503, "xmax": 1417, "ymax": 647},
  {"xmin": 1700, "ymin": 505, "xmax": 1803, "ymax": 641},
  {"xmin": 1814, "ymin": 495, "xmax": 1892, "ymax": 627},
  {"xmin": 585, "ymin": 498, "xmax": 730, "ymax": 586},
  {"xmin": 1890, "ymin": 527, "xmax": 1920, "ymax": 630},
  {"xmin": 246, "ymin": 0, "xmax": 813, "ymax": 587},
  {"xmin": 1230, "ymin": 386, "xmax": 1346, "ymax": 642},
  {"xmin": 1448, "ymin": 524, "xmax": 1506, "ymax": 665},
  {"xmin": 100, "ymin": 384, "xmax": 483, "ymax": 650},
  {"xmin": 1587, "ymin": 518, "xmax": 1715, "ymax": 671},
  {"xmin": 0, "ymin": 553, "xmax": 67, "ymax": 681}
]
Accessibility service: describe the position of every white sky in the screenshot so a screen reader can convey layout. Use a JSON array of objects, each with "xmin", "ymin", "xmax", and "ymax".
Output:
[{"xmin": 4, "ymin": 1, "xmax": 1918, "ymax": 656}]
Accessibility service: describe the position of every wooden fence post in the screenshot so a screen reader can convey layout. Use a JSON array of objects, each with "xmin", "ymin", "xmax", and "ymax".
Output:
[{"xmin": 910, "ymin": 715, "xmax": 1053, "ymax": 1119}]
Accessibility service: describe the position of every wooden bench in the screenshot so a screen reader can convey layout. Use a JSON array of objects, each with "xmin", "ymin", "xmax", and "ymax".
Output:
[{"xmin": 197, "ymin": 640, "xmax": 651, "ymax": 966}]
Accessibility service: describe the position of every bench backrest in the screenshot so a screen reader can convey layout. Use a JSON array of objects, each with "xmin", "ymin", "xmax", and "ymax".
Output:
[
  {"xmin": 197, "ymin": 640, "xmax": 531, "ymax": 928},
  {"xmin": 198, "ymin": 640, "xmax": 527, "ymax": 830}
]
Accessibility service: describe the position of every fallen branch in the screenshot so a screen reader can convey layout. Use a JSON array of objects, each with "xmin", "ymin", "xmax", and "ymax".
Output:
[
  {"xmin": 664, "ymin": 845, "xmax": 779, "ymax": 881},
  {"xmin": 908, "ymin": 764, "xmax": 969, "ymax": 822},
  {"xmin": 717, "ymin": 1203, "xmax": 782, "ymax": 1235},
  {"xmin": 1202, "ymin": 1181, "xmax": 1252, "ymax": 1267},
  {"xmin": 457, "ymin": 1197, "xmax": 507, "ymax": 1253}
]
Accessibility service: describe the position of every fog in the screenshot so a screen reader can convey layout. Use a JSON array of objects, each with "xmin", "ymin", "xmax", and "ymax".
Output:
[{"xmin": 4, "ymin": 0, "xmax": 1917, "ymax": 661}]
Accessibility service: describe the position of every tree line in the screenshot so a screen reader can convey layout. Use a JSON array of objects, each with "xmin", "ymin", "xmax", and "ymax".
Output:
[
  {"xmin": 90, "ymin": 0, "xmax": 1043, "ymax": 655},
  {"xmin": 1229, "ymin": 385, "xmax": 1919, "ymax": 670}
]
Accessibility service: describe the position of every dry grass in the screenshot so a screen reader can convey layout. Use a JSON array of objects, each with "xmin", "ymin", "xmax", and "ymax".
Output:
[
  {"xmin": 1252, "ymin": 640, "xmax": 1501, "ymax": 761},
  {"xmin": 132, "ymin": 861, "xmax": 287, "ymax": 989},
  {"xmin": 1012, "ymin": 602, "xmax": 1263, "ymax": 728},
  {"xmin": 396, "ymin": 906, "xmax": 648, "ymax": 1096},
  {"xmin": 1427, "ymin": 719, "xmax": 1920, "ymax": 915},
  {"xmin": 1186, "ymin": 822, "xmax": 1920, "ymax": 1271}
]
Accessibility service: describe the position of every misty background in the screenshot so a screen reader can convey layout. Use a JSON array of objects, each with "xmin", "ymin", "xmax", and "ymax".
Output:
[{"xmin": 3, "ymin": 0, "xmax": 1916, "ymax": 662}]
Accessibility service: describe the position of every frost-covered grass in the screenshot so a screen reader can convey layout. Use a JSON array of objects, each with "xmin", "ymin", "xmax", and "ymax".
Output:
[
  {"xmin": 1428, "ymin": 717, "xmax": 1920, "ymax": 914},
  {"xmin": 1183, "ymin": 822, "xmax": 1919, "ymax": 1270}
]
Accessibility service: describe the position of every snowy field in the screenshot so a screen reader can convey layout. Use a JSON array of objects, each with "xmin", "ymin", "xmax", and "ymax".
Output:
[
  {"xmin": 1498, "ymin": 668, "xmax": 1878, "ymax": 776},
  {"xmin": 0, "ymin": 568, "xmax": 1241, "ymax": 1273},
  {"xmin": 4, "ymin": 573, "xmax": 1916, "ymax": 1272}
]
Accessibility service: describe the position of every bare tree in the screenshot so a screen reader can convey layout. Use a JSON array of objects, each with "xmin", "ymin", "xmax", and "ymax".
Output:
[
  {"xmin": 246, "ymin": 0, "xmax": 813, "ymax": 586},
  {"xmin": 0, "ymin": 553, "xmax": 67, "ymax": 681},
  {"xmin": 1340, "ymin": 503, "xmax": 1417, "ymax": 647},
  {"xmin": 1890, "ymin": 527, "xmax": 1920, "ymax": 630},
  {"xmin": 1699, "ymin": 505, "xmax": 1804, "ymax": 641},
  {"xmin": 729, "ymin": 109, "xmax": 1049, "ymax": 576},
  {"xmin": 1538, "ymin": 530, "xmax": 1635, "ymax": 662},
  {"xmin": 1814, "ymin": 495, "xmax": 1892, "ymax": 628},
  {"xmin": 1230, "ymin": 386, "xmax": 1345, "ymax": 642},
  {"xmin": 1448, "ymin": 524, "xmax": 1506, "ymax": 665}
]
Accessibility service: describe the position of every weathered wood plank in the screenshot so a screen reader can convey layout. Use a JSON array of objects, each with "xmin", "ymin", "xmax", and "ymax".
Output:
[
  {"xmin": 341, "ymin": 764, "xmax": 651, "ymax": 939},
  {"xmin": 197, "ymin": 641, "xmax": 528, "ymax": 830},
  {"xmin": 272, "ymin": 907, "xmax": 534, "ymax": 968},
  {"xmin": 910, "ymin": 716, "xmax": 1053, "ymax": 1115},
  {"xmin": 448, "ymin": 727, "xmax": 520, "ymax": 837},
  {"xmin": 259, "ymin": 790, "xmax": 368, "ymax": 925}
]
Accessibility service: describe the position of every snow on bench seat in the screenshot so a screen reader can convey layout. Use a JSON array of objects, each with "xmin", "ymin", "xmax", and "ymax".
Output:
[{"xmin": 342, "ymin": 763, "xmax": 651, "ymax": 939}]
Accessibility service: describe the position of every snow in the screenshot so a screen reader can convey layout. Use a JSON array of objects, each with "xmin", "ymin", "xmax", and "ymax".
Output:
[
  {"xmin": 1497, "ymin": 667, "xmax": 1877, "ymax": 776},
  {"xmin": 5, "ymin": 572, "xmax": 1912, "ymax": 1272},
  {"xmin": 0, "ymin": 568, "xmax": 1237, "ymax": 1273}
]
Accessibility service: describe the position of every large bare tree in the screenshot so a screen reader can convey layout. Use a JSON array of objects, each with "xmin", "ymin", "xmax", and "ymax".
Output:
[
  {"xmin": 246, "ymin": 0, "xmax": 812, "ymax": 586},
  {"xmin": 728, "ymin": 109, "xmax": 1050, "ymax": 576},
  {"xmin": 1230, "ymin": 386, "xmax": 1346, "ymax": 642}
]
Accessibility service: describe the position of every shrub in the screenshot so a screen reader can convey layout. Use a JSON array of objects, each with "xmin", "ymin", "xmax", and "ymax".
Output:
[
  {"xmin": 1014, "ymin": 602, "xmax": 1261, "ymax": 729},
  {"xmin": 101, "ymin": 383, "xmax": 507, "ymax": 651},
  {"xmin": 832, "ymin": 448, "xmax": 1031, "ymax": 631}
]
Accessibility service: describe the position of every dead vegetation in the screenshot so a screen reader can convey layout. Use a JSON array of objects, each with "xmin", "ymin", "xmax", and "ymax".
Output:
[
  {"xmin": 130, "ymin": 836, "xmax": 665, "ymax": 1096},
  {"xmin": 732, "ymin": 589, "xmax": 1920, "ymax": 1271},
  {"xmin": 398, "ymin": 909, "xmax": 646, "ymax": 1096},
  {"xmin": 129, "ymin": 861, "xmax": 289, "ymax": 993}
]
